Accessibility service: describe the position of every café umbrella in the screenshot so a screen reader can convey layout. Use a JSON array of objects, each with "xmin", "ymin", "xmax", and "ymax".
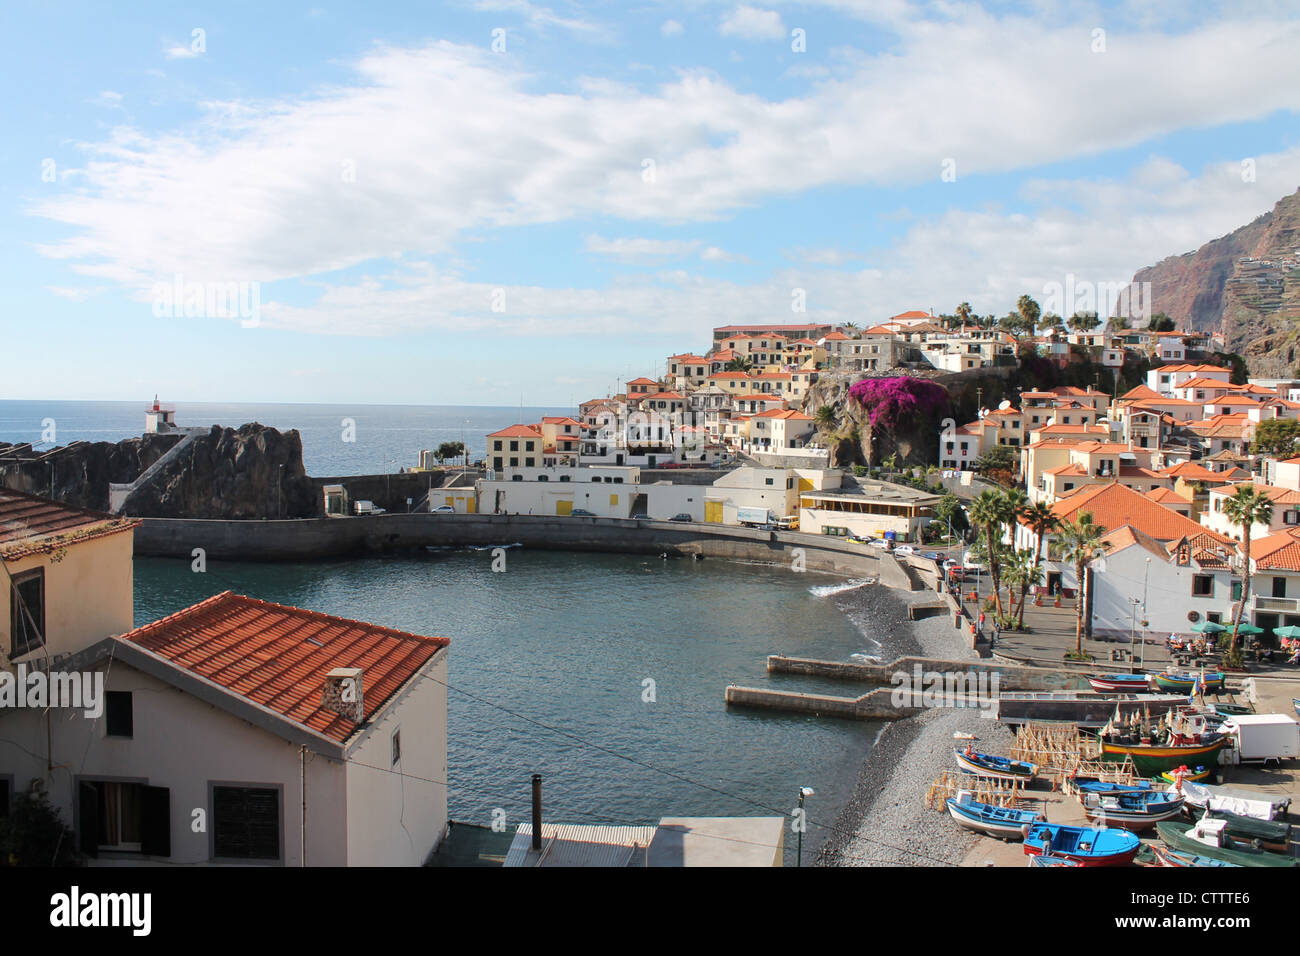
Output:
[
  {"xmin": 1273, "ymin": 625, "xmax": 1300, "ymax": 639},
  {"xmin": 1190, "ymin": 621, "xmax": 1227, "ymax": 634}
]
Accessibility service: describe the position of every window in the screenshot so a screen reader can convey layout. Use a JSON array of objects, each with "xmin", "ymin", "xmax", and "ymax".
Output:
[
  {"xmin": 9, "ymin": 568, "xmax": 45, "ymax": 658},
  {"xmin": 509, "ymin": 441, "xmax": 519, "ymax": 451},
  {"xmin": 1191, "ymin": 575, "xmax": 1213, "ymax": 597},
  {"xmin": 105, "ymin": 692, "xmax": 133, "ymax": 738},
  {"xmin": 559, "ymin": 475, "xmax": 571, "ymax": 483},
  {"xmin": 493, "ymin": 440, "xmax": 502, "ymax": 451},
  {"xmin": 213, "ymin": 786, "xmax": 280, "ymax": 861},
  {"xmin": 1231, "ymin": 582, "xmax": 1243, "ymax": 601},
  {"xmin": 765, "ymin": 478, "xmax": 774, "ymax": 485},
  {"xmin": 511, "ymin": 475, "xmax": 523, "ymax": 482},
  {"xmin": 525, "ymin": 458, "xmax": 535, "ymax": 467},
  {"xmin": 1274, "ymin": 577, "xmax": 1287, "ymax": 599},
  {"xmin": 78, "ymin": 780, "xmax": 170, "ymax": 857},
  {"xmin": 509, "ymin": 457, "xmax": 518, "ymax": 467},
  {"xmin": 391, "ymin": 729, "xmax": 401, "ymax": 766}
]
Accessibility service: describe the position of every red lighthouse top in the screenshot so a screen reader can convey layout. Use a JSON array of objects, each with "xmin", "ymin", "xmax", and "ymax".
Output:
[{"xmin": 153, "ymin": 394, "xmax": 160, "ymax": 411}]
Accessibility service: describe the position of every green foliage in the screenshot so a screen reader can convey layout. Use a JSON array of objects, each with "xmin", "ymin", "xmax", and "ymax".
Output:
[
  {"xmin": 1251, "ymin": 418, "xmax": 1300, "ymax": 456},
  {"xmin": 852, "ymin": 464, "xmax": 868, "ymax": 477},
  {"xmin": 1147, "ymin": 312, "xmax": 1176, "ymax": 332},
  {"xmin": 436, "ymin": 441, "xmax": 466, "ymax": 462},
  {"xmin": 0, "ymin": 779, "xmax": 79, "ymax": 867}
]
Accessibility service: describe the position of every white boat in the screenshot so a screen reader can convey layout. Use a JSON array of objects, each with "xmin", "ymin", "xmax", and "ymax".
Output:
[{"xmin": 945, "ymin": 790, "xmax": 1045, "ymax": 840}]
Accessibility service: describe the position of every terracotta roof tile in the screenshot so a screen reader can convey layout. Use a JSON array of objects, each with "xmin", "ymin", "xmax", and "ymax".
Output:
[
  {"xmin": 0, "ymin": 488, "xmax": 139, "ymax": 560},
  {"xmin": 1051, "ymin": 481, "xmax": 1230, "ymax": 544},
  {"xmin": 122, "ymin": 592, "xmax": 448, "ymax": 743}
]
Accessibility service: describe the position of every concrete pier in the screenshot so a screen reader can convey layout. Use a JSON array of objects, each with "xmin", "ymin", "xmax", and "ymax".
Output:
[
  {"xmin": 724, "ymin": 685, "xmax": 925, "ymax": 721},
  {"xmin": 766, "ymin": 655, "xmax": 1092, "ymax": 692}
]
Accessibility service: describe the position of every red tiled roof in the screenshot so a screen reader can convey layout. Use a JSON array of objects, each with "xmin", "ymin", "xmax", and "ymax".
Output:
[
  {"xmin": 1253, "ymin": 528, "xmax": 1300, "ymax": 571},
  {"xmin": 627, "ymin": 377, "xmax": 659, "ymax": 386},
  {"xmin": 487, "ymin": 424, "xmax": 543, "ymax": 438},
  {"xmin": 0, "ymin": 488, "xmax": 139, "ymax": 560},
  {"xmin": 122, "ymin": 592, "xmax": 448, "ymax": 743},
  {"xmin": 1050, "ymin": 481, "xmax": 1230, "ymax": 544},
  {"xmin": 890, "ymin": 310, "xmax": 932, "ymax": 320}
]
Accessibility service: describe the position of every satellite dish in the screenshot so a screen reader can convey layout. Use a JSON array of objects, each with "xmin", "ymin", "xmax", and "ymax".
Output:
[
  {"xmin": 1046, "ymin": 416, "xmax": 1057, "ymax": 426},
  {"xmin": 998, "ymin": 400, "xmax": 1012, "ymax": 410},
  {"xmin": 979, "ymin": 407, "xmax": 989, "ymax": 418}
]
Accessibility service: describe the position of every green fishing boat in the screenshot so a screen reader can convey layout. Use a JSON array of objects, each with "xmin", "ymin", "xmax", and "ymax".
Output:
[{"xmin": 1157, "ymin": 820, "xmax": 1298, "ymax": 867}]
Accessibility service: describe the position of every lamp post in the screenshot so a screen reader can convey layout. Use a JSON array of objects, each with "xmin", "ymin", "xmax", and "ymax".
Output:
[{"xmin": 796, "ymin": 786, "xmax": 814, "ymax": 867}]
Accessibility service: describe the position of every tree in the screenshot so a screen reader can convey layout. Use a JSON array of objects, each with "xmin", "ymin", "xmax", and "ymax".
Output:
[
  {"xmin": 1147, "ymin": 312, "xmax": 1176, "ymax": 333},
  {"xmin": 846, "ymin": 376, "xmax": 950, "ymax": 463},
  {"xmin": 1005, "ymin": 548, "xmax": 1043, "ymax": 629},
  {"xmin": 1223, "ymin": 484, "xmax": 1274, "ymax": 665},
  {"xmin": 933, "ymin": 493, "xmax": 968, "ymax": 539},
  {"xmin": 1058, "ymin": 513, "xmax": 1108, "ymax": 657},
  {"xmin": 1067, "ymin": 311, "xmax": 1099, "ymax": 333},
  {"xmin": 1251, "ymin": 418, "xmax": 1300, "ymax": 456},
  {"xmin": 436, "ymin": 441, "xmax": 466, "ymax": 463},
  {"xmin": 724, "ymin": 357, "xmax": 754, "ymax": 373},
  {"xmin": 955, "ymin": 301, "xmax": 973, "ymax": 327},
  {"xmin": 973, "ymin": 444, "xmax": 1018, "ymax": 485},
  {"xmin": 814, "ymin": 405, "xmax": 837, "ymax": 431},
  {"xmin": 0, "ymin": 779, "xmax": 79, "ymax": 866},
  {"xmin": 1017, "ymin": 294, "xmax": 1042, "ymax": 334},
  {"xmin": 970, "ymin": 489, "xmax": 1013, "ymax": 615},
  {"xmin": 1042, "ymin": 313, "xmax": 1065, "ymax": 337},
  {"xmin": 1023, "ymin": 499, "xmax": 1059, "ymax": 578}
]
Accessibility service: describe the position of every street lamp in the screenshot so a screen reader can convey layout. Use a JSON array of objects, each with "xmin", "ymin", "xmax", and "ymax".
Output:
[{"xmin": 796, "ymin": 786, "xmax": 815, "ymax": 867}]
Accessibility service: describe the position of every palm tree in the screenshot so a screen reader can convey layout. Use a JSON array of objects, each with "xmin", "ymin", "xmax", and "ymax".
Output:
[
  {"xmin": 955, "ymin": 301, "xmax": 973, "ymax": 327},
  {"xmin": 1223, "ymin": 484, "xmax": 1274, "ymax": 664},
  {"xmin": 1023, "ymin": 500, "xmax": 1058, "ymax": 578},
  {"xmin": 1058, "ymin": 513, "xmax": 1107, "ymax": 657},
  {"xmin": 814, "ymin": 405, "xmax": 836, "ymax": 430},
  {"xmin": 882, "ymin": 452, "xmax": 898, "ymax": 479},
  {"xmin": 1005, "ymin": 548, "xmax": 1043, "ymax": 629},
  {"xmin": 970, "ymin": 489, "xmax": 1007, "ymax": 615},
  {"xmin": 724, "ymin": 357, "xmax": 753, "ymax": 373}
]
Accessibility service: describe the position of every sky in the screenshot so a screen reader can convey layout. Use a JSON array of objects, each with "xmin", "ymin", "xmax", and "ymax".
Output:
[{"xmin": 2, "ymin": 0, "xmax": 1299, "ymax": 407}]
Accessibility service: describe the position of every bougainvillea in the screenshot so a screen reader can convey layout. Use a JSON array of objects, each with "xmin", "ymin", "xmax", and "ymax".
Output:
[{"xmin": 848, "ymin": 376, "xmax": 950, "ymax": 435}]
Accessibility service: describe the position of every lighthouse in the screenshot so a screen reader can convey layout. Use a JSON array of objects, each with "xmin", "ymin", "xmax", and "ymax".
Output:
[{"xmin": 145, "ymin": 395, "xmax": 177, "ymax": 434}]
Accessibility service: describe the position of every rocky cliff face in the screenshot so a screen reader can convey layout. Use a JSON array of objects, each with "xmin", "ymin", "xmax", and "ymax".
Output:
[
  {"xmin": 0, "ymin": 423, "xmax": 315, "ymax": 518},
  {"xmin": 0, "ymin": 434, "xmax": 179, "ymax": 511},
  {"xmin": 1132, "ymin": 188, "xmax": 1300, "ymax": 376}
]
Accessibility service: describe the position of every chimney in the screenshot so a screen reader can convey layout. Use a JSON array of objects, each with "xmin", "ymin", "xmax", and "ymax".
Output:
[
  {"xmin": 531, "ymin": 774, "xmax": 543, "ymax": 852},
  {"xmin": 321, "ymin": 667, "xmax": 364, "ymax": 723}
]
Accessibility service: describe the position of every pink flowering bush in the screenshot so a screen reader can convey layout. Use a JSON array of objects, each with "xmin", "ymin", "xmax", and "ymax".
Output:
[{"xmin": 848, "ymin": 377, "xmax": 950, "ymax": 436}]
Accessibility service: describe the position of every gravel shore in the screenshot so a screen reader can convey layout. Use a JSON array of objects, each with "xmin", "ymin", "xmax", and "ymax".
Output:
[{"xmin": 817, "ymin": 586, "xmax": 1012, "ymax": 867}]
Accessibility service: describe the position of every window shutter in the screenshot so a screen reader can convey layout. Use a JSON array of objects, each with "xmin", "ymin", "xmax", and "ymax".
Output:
[
  {"xmin": 78, "ymin": 782, "xmax": 99, "ymax": 858},
  {"xmin": 141, "ymin": 786, "xmax": 171, "ymax": 857}
]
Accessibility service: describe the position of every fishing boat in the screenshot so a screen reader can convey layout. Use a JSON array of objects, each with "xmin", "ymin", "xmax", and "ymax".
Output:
[
  {"xmin": 1073, "ymin": 778, "xmax": 1154, "ymax": 794},
  {"xmin": 1029, "ymin": 853, "xmax": 1081, "ymax": 867},
  {"xmin": 1157, "ymin": 819, "xmax": 1298, "ymax": 867},
  {"xmin": 1158, "ymin": 765, "xmax": 1212, "ymax": 784},
  {"xmin": 1203, "ymin": 808, "xmax": 1292, "ymax": 853},
  {"xmin": 953, "ymin": 747, "xmax": 1038, "ymax": 783},
  {"xmin": 1214, "ymin": 702, "xmax": 1253, "ymax": 717},
  {"xmin": 945, "ymin": 790, "xmax": 1045, "ymax": 840},
  {"xmin": 1149, "ymin": 845, "xmax": 1240, "ymax": 868},
  {"xmin": 1153, "ymin": 671, "xmax": 1225, "ymax": 693},
  {"xmin": 1175, "ymin": 781, "xmax": 1292, "ymax": 820},
  {"xmin": 1080, "ymin": 790, "xmax": 1185, "ymax": 832},
  {"xmin": 1087, "ymin": 673, "xmax": 1154, "ymax": 693},
  {"xmin": 1023, "ymin": 823, "xmax": 1141, "ymax": 866},
  {"xmin": 1098, "ymin": 711, "xmax": 1226, "ymax": 776}
]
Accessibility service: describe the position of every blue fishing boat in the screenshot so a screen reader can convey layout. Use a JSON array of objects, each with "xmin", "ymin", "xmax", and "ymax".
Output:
[
  {"xmin": 945, "ymin": 790, "xmax": 1045, "ymax": 840},
  {"xmin": 954, "ymin": 747, "xmax": 1038, "ymax": 783},
  {"xmin": 1080, "ymin": 789, "xmax": 1185, "ymax": 832},
  {"xmin": 1023, "ymin": 823, "xmax": 1141, "ymax": 866},
  {"xmin": 1074, "ymin": 778, "xmax": 1154, "ymax": 794}
]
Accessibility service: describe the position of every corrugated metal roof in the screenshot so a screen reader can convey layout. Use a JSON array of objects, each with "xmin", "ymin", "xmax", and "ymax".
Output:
[{"xmin": 504, "ymin": 824, "xmax": 657, "ymax": 867}]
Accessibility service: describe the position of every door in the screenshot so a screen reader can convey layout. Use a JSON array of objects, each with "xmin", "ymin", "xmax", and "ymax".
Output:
[
  {"xmin": 556, "ymin": 500, "xmax": 572, "ymax": 516},
  {"xmin": 704, "ymin": 500, "xmax": 723, "ymax": 523}
]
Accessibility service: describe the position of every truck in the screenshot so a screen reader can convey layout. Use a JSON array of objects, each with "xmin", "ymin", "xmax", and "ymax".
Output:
[
  {"xmin": 1220, "ymin": 714, "xmax": 1300, "ymax": 766},
  {"xmin": 736, "ymin": 506, "xmax": 772, "ymax": 528}
]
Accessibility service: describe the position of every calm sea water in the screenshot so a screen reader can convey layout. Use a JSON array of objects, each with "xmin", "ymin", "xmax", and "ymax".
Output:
[
  {"xmin": 134, "ymin": 550, "xmax": 893, "ymax": 865},
  {"xmin": 0, "ymin": 400, "xmax": 572, "ymax": 476}
]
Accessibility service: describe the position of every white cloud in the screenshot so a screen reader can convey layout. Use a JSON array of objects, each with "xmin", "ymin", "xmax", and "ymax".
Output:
[
  {"xmin": 163, "ymin": 42, "xmax": 200, "ymax": 60},
  {"xmin": 719, "ymin": 5, "xmax": 786, "ymax": 40},
  {"xmin": 91, "ymin": 91, "xmax": 124, "ymax": 109},
  {"xmin": 45, "ymin": 286, "xmax": 105, "ymax": 301},
  {"xmin": 28, "ymin": 12, "xmax": 1300, "ymax": 339},
  {"xmin": 660, "ymin": 18, "xmax": 684, "ymax": 37},
  {"xmin": 469, "ymin": 0, "xmax": 609, "ymax": 39},
  {"xmin": 585, "ymin": 235, "xmax": 703, "ymax": 262},
  {"xmin": 701, "ymin": 245, "xmax": 748, "ymax": 263}
]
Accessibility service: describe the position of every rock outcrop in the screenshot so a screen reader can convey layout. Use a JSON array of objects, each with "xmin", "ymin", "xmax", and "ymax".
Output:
[
  {"xmin": 0, "ymin": 423, "xmax": 315, "ymax": 519},
  {"xmin": 1132, "ymin": 188, "xmax": 1300, "ymax": 376}
]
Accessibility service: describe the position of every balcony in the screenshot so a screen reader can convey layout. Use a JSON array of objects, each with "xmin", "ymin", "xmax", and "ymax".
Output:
[{"xmin": 1253, "ymin": 596, "xmax": 1300, "ymax": 613}]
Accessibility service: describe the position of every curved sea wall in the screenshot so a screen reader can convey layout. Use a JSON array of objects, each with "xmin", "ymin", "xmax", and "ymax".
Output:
[{"xmin": 134, "ymin": 513, "xmax": 906, "ymax": 579}]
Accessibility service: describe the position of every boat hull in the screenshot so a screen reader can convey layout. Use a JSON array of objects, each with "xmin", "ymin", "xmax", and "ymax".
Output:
[
  {"xmin": 1088, "ymin": 675, "xmax": 1153, "ymax": 693},
  {"xmin": 1082, "ymin": 804, "xmax": 1184, "ymax": 832},
  {"xmin": 1156, "ymin": 821, "xmax": 1298, "ymax": 867},
  {"xmin": 1099, "ymin": 738, "xmax": 1225, "ymax": 776},
  {"xmin": 1024, "ymin": 824, "xmax": 1141, "ymax": 867},
  {"xmin": 1154, "ymin": 673, "xmax": 1224, "ymax": 693},
  {"xmin": 954, "ymin": 749, "xmax": 1037, "ymax": 783},
  {"xmin": 945, "ymin": 800, "xmax": 1039, "ymax": 840}
]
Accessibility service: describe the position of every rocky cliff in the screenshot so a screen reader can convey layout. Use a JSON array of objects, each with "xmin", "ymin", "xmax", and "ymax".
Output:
[
  {"xmin": 0, "ymin": 423, "xmax": 316, "ymax": 519},
  {"xmin": 1132, "ymin": 188, "xmax": 1300, "ymax": 376}
]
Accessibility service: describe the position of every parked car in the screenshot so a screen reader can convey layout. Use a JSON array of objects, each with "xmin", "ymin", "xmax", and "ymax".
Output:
[
  {"xmin": 962, "ymin": 553, "xmax": 987, "ymax": 571},
  {"xmin": 669, "ymin": 513, "xmax": 693, "ymax": 522},
  {"xmin": 867, "ymin": 538, "xmax": 890, "ymax": 549},
  {"xmin": 631, "ymin": 513, "xmax": 650, "ymax": 520},
  {"xmin": 432, "ymin": 505, "xmax": 455, "ymax": 514},
  {"xmin": 893, "ymin": 544, "xmax": 916, "ymax": 556},
  {"xmin": 570, "ymin": 508, "xmax": 596, "ymax": 517},
  {"xmin": 943, "ymin": 559, "xmax": 965, "ymax": 581},
  {"xmin": 919, "ymin": 551, "xmax": 943, "ymax": 562}
]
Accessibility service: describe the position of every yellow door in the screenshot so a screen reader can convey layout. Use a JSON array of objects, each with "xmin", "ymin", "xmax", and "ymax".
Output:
[
  {"xmin": 705, "ymin": 500, "xmax": 723, "ymax": 523},
  {"xmin": 556, "ymin": 500, "xmax": 572, "ymax": 516},
  {"xmin": 609, "ymin": 494, "xmax": 619, "ymax": 506},
  {"xmin": 466, "ymin": 497, "xmax": 476, "ymax": 514}
]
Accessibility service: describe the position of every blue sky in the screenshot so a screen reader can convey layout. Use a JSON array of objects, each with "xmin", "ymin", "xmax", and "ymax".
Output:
[{"xmin": 2, "ymin": 0, "xmax": 1299, "ymax": 406}]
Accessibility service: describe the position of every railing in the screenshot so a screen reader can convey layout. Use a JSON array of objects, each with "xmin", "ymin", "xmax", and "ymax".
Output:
[{"xmin": 1253, "ymin": 596, "xmax": 1300, "ymax": 613}]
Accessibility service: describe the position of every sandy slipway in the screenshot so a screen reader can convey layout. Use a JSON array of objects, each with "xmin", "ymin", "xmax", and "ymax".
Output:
[{"xmin": 817, "ymin": 591, "xmax": 1013, "ymax": 867}]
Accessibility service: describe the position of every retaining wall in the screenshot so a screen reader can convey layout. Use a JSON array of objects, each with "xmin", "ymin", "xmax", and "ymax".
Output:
[{"xmin": 133, "ymin": 513, "xmax": 892, "ymax": 578}]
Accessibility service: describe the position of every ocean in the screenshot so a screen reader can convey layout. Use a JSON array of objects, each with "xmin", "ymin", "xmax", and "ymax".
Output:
[
  {"xmin": 133, "ymin": 550, "xmax": 913, "ymax": 865},
  {"xmin": 0, "ymin": 399, "xmax": 573, "ymax": 476}
]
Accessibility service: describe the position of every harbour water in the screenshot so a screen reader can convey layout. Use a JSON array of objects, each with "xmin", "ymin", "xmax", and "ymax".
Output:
[
  {"xmin": 133, "ymin": 549, "xmax": 920, "ymax": 864},
  {"xmin": 0, "ymin": 400, "xmax": 571, "ymax": 476}
]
